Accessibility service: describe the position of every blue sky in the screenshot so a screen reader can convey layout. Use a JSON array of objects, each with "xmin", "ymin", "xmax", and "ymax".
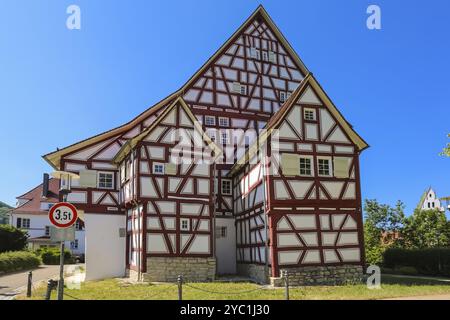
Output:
[{"xmin": 0, "ymin": 0, "xmax": 449, "ymax": 215}]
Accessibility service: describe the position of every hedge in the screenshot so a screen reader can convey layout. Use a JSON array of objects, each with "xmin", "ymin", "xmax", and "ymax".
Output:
[
  {"xmin": 0, "ymin": 251, "xmax": 41, "ymax": 273},
  {"xmin": 36, "ymin": 248, "xmax": 75, "ymax": 265},
  {"xmin": 383, "ymin": 248, "xmax": 450, "ymax": 276}
]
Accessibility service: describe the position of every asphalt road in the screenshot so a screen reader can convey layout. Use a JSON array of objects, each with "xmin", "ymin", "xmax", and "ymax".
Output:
[{"xmin": 0, "ymin": 265, "xmax": 60, "ymax": 299}]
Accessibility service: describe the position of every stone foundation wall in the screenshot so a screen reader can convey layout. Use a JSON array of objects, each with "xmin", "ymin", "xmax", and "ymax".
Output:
[
  {"xmin": 271, "ymin": 265, "xmax": 364, "ymax": 287},
  {"xmin": 237, "ymin": 263, "xmax": 271, "ymax": 284},
  {"xmin": 126, "ymin": 269, "xmax": 140, "ymax": 282},
  {"xmin": 143, "ymin": 257, "xmax": 216, "ymax": 282}
]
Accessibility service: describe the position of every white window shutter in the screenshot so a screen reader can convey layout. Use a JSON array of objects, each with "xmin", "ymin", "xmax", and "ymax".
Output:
[
  {"xmin": 281, "ymin": 153, "xmax": 300, "ymax": 176},
  {"xmin": 79, "ymin": 170, "xmax": 97, "ymax": 188},
  {"xmin": 334, "ymin": 157, "xmax": 350, "ymax": 178}
]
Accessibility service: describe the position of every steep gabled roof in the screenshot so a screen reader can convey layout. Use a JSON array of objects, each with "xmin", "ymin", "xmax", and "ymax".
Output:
[
  {"xmin": 12, "ymin": 178, "xmax": 60, "ymax": 215},
  {"xmin": 229, "ymin": 73, "xmax": 369, "ymax": 176},
  {"xmin": 112, "ymin": 97, "xmax": 222, "ymax": 164},
  {"xmin": 42, "ymin": 5, "xmax": 309, "ymax": 170}
]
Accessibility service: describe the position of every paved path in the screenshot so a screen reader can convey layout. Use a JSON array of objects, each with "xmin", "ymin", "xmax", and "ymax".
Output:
[{"xmin": 0, "ymin": 265, "xmax": 76, "ymax": 299}]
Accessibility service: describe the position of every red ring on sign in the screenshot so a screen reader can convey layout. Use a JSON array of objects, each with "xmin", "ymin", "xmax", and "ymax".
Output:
[{"xmin": 49, "ymin": 202, "xmax": 78, "ymax": 228}]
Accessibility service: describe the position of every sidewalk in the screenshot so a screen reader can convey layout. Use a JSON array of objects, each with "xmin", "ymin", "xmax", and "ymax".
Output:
[{"xmin": 0, "ymin": 264, "xmax": 83, "ymax": 300}]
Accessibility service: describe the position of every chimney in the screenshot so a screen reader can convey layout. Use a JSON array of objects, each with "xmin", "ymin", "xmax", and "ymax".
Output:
[{"xmin": 42, "ymin": 173, "xmax": 49, "ymax": 198}]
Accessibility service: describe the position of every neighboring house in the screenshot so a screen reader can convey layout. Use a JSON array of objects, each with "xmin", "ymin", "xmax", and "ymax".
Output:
[
  {"xmin": 0, "ymin": 201, "xmax": 12, "ymax": 224},
  {"xmin": 10, "ymin": 175, "xmax": 85, "ymax": 255},
  {"xmin": 40, "ymin": 6, "xmax": 367, "ymax": 285},
  {"xmin": 417, "ymin": 187, "xmax": 445, "ymax": 212}
]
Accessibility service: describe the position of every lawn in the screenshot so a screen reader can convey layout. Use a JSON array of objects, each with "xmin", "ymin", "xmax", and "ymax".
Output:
[{"xmin": 19, "ymin": 274, "xmax": 450, "ymax": 300}]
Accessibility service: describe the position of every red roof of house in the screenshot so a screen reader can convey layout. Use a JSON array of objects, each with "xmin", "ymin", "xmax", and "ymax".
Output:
[{"xmin": 12, "ymin": 178, "xmax": 60, "ymax": 214}]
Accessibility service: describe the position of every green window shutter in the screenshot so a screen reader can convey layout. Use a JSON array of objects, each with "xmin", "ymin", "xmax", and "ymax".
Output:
[
  {"xmin": 281, "ymin": 153, "xmax": 300, "ymax": 176},
  {"xmin": 79, "ymin": 170, "xmax": 98, "ymax": 188},
  {"xmin": 334, "ymin": 157, "xmax": 350, "ymax": 178}
]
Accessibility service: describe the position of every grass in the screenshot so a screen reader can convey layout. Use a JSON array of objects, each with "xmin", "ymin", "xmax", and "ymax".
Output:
[{"xmin": 18, "ymin": 274, "xmax": 450, "ymax": 300}]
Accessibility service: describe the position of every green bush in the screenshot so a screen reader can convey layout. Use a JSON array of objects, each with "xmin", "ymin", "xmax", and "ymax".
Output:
[
  {"xmin": 395, "ymin": 266, "xmax": 419, "ymax": 276},
  {"xmin": 384, "ymin": 248, "xmax": 450, "ymax": 276},
  {"xmin": 36, "ymin": 248, "xmax": 74, "ymax": 265},
  {"xmin": 0, "ymin": 251, "xmax": 41, "ymax": 273},
  {"xmin": 0, "ymin": 225, "xmax": 28, "ymax": 253}
]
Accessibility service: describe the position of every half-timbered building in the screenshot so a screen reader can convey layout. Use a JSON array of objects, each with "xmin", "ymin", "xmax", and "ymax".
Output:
[{"xmin": 41, "ymin": 5, "xmax": 368, "ymax": 284}]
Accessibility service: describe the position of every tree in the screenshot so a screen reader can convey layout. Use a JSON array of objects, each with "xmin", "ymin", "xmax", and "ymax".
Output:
[
  {"xmin": 440, "ymin": 134, "xmax": 450, "ymax": 157},
  {"xmin": 0, "ymin": 225, "xmax": 28, "ymax": 253},
  {"xmin": 402, "ymin": 209, "xmax": 450, "ymax": 249},
  {"xmin": 363, "ymin": 199, "xmax": 406, "ymax": 264}
]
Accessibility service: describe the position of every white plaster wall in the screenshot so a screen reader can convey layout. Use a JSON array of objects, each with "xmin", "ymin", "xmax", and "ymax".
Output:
[
  {"xmin": 10, "ymin": 213, "xmax": 85, "ymax": 254},
  {"xmin": 84, "ymin": 213, "xmax": 126, "ymax": 280},
  {"xmin": 215, "ymin": 217, "xmax": 236, "ymax": 274}
]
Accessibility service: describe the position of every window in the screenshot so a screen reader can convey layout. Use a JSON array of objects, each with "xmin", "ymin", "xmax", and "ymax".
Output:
[
  {"xmin": 75, "ymin": 220, "xmax": 83, "ymax": 231},
  {"xmin": 299, "ymin": 158, "xmax": 312, "ymax": 176},
  {"xmin": 221, "ymin": 180, "xmax": 232, "ymax": 195},
  {"xmin": 153, "ymin": 163, "xmax": 164, "ymax": 174},
  {"xmin": 219, "ymin": 117, "xmax": 229, "ymax": 127},
  {"xmin": 221, "ymin": 132, "xmax": 229, "ymax": 144},
  {"xmin": 98, "ymin": 172, "xmax": 114, "ymax": 189},
  {"xmin": 268, "ymin": 51, "xmax": 276, "ymax": 63},
  {"xmin": 181, "ymin": 219, "xmax": 190, "ymax": 231},
  {"xmin": 280, "ymin": 91, "xmax": 291, "ymax": 103},
  {"xmin": 262, "ymin": 51, "xmax": 268, "ymax": 61},
  {"xmin": 432, "ymin": 202, "xmax": 435, "ymax": 208},
  {"xmin": 249, "ymin": 47, "xmax": 260, "ymax": 59},
  {"xmin": 318, "ymin": 158, "xmax": 331, "ymax": 176},
  {"xmin": 304, "ymin": 108, "xmax": 316, "ymax": 121},
  {"xmin": 232, "ymin": 82, "xmax": 246, "ymax": 95},
  {"xmin": 45, "ymin": 226, "xmax": 50, "ymax": 236},
  {"xmin": 215, "ymin": 226, "xmax": 227, "ymax": 239},
  {"xmin": 205, "ymin": 116, "xmax": 216, "ymax": 126},
  {"xmin": 70, "ymin": 240, "xmax": 79, "ymax": 249},
  {"xmin": 20, "ymin": 218, "xmax": 30, "ymax": 229}
]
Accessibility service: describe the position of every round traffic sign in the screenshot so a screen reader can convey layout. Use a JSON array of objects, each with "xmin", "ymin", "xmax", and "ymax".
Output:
[{"xmin": 49, "ymin": 202, "xmax": 78, "ymax": 228}]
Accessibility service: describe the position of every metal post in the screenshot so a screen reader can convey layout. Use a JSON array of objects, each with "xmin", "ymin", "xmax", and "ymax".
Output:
[
  {"xmin": 45, "ymin": 279, "xmax": 55, "ymax": 300},
  {"xmin": 57, "ymin": 241, "xmax": 65, "ymax": 300},
  {"xmin": 177, "ymin": 275, "xmax": 183, "ymax": 301},
  {"xmin": 283, "ymin": 270, "xmax": 289, "ymax": 301},
  {"xmin": 26, "ymin": 271, "xmax": 32, "ymax": 297}
]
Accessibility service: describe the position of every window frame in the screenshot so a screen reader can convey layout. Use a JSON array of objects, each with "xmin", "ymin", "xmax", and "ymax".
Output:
[
  {"xmin": 304, "ymin": 108, "xmax": 316, "ymax": 121},
  {"xmin": 22, "ymin": 218, "xmax": 30, "ymax": 229},
  {"xmin": 218, "ymin": 117, "xmax": 229, "ymax": 127},
  {"xmin": 205, "ymin": 115, "xmax": 216, "ymax": 126},
  {"xmin": 317, "ymin": 156, "xmax": 333, "ymax": 177},
  {"xmin": 221, "ymin": 179, "xmax": 232, "ymax": 195},
  {"xmin": 180, "ymin": 218, "xmax": 190, "ymax": 231},
  {"xmin": 152, "ymin": 163, "xmax": 165, "ymax": 175},
  {"xmin": 220, "ymin": 131, "xmax": 229, "ymax": 144},
  {"xmin": 97, "ymin": 171, "xmax": 115, "ymax": 190},
  {"xmin": 299, "ymin": 156, "xmax": 314, "ymax": 177}
]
